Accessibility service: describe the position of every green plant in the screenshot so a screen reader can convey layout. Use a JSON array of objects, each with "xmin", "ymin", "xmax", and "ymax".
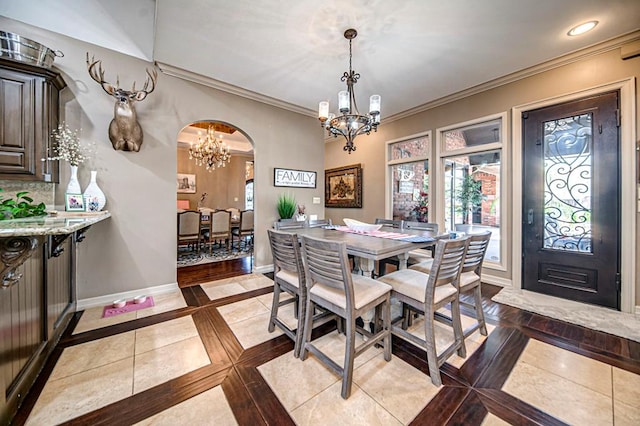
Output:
[
  {"xmin": 456, "ymin": 174, "xmax": 483, "ymax": 224},
  {"xmin": 277, "ymin": 193, "xmax": 297, "ymax": 219},
  {"xmin": 0, "ymin": 190, "xmax": 47, "ymax": 220}
]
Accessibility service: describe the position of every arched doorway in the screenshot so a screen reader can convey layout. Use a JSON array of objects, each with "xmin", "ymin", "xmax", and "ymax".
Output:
[{"xmin": 175, "ymin": 120, "xmax": 255, "ymax": 270}]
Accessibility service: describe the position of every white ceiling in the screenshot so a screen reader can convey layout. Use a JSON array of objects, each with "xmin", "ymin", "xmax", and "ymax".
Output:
[{"xmin": 2, "ymin": 0, "xmax": 640, "ymax": 121}]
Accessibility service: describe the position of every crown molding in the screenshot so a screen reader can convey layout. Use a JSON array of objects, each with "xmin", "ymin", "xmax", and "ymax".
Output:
[
  {"xmin": 385, "ymin": 30, "xmax": 640, "ymax": 123},
  {"xmin": 155, "ymin": 62, "xmax": 317, "ymax": 117},
  {"xmin": 159, "ymin": 30, "xmax": 640, "ymax": 126}
]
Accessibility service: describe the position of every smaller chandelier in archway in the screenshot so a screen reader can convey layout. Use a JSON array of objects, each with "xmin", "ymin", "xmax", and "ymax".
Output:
[{"xmin": 189, "ymin": 125, "xmax": 231, "ymax": 171}]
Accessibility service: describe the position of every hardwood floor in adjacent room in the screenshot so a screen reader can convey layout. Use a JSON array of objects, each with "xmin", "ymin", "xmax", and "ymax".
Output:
[{"xmin": 12, "ymin": 260, "xmax": 640, "ymax": 425}]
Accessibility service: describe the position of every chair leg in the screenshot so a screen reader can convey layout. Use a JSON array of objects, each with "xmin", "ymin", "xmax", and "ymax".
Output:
[
  {"xmin": 268, "ymin": 284, "xmax": 281, "ymax": 333},
  {"xmin": 341, "ymin": 316, "xmax": 357, "ymax": 399},
  {"xmin": 382, "ymin": 297, "xmax": 391, "ymax": 362},
  {"xmin": 473, "ymin": 286, "xmax": 488, "ymax": 336},
  {"xmin": 300, "ymin": 298, "xmax": 315, "ymax": 361},
  {"xmin": 294, "ymin": 292, "xmax": 306, "ymax": 358},
  {"xmin": 424, "ymin": 306, "xmax": 442, "ymax": 386},
  {"xmin": 451, "ymin": 296, "xmax": 467, "ymax": 358}
]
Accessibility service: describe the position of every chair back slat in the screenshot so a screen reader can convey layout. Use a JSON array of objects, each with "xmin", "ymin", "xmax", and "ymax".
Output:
[
  {"xmin": 461, "ymin": 231, "xmax": 492, "ymax": 274},
  {"xmin": 307, "ymin": 218, "xmax": 332, "ymax": 228},
  {"xmin": 301, "ymin": 235, "xmax": 354, "ymax": 307},
  {"xmin": 427, "ymin": 238, "xmax": 468, "ymax": 293},
  {"xmin": 375, "ymin": 218, "xmax": 403, "ymax": 228},
  {"xmin": 274, "ymin": 220, "xmax": 305, "ymax": 230},
  {"xmin": 403, "ymin": 221, "xmax": 439, "ymax": 233},
  {"xmin": 267, "ymin": 230, "xmax": 304, "ymax": 281}
]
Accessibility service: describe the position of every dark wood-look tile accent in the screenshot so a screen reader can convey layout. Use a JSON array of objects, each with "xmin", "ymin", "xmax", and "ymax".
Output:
[
  {"xmin": 178, "ymin": 257, "xmax": 253, "ymax": 288},
  {"xmin": 181, "ymin": 285, "xmax": 211, "ymax": 306},
  {"xmin": 63, "ymin": 366, "xmax": 231, "ymax": 425},
  {"xmin": 446, "ymin": 389, "xmax": 489, "ymax": 425},
  {"xmin": 236, "ymin": 364, "xmax": 295, "ymax": 426},
  {"xmin": 60, "ymin": 306, "xmax": 198, "ymax": 347},
  {"xmin": 478, "ymin": 389, "xmax": 571, "ymax": 426},
  {"xmin": 411, "ymin": 386, "xmax": 470, "ymax": 425},
  {"xmin": 222, "ymin": 367, "xmax": 269, "ymax": 425},
  {"xmin": 13, "ymin": 261, "xmax": 640, "ymax": 426}
]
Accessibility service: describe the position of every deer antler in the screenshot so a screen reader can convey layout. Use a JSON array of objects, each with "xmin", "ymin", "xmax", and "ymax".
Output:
[
  {"xmin": 86, "ymin": 52, "xmax": 116, "ymax": 96},
  {"xmin": 132, "ymin": 69, "xmax": 158, "ymax": 101}
]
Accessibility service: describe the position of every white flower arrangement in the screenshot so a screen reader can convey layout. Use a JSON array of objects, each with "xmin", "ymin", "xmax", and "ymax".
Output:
[{"xmin": 46, "ymin": 123, "xmax": 93, "ymax": 166}]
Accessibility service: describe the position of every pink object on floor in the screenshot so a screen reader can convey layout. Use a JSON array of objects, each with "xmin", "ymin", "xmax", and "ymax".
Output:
[{"xmin": 102, "ymin": 296, "xmax": 155, "ymax": 318}]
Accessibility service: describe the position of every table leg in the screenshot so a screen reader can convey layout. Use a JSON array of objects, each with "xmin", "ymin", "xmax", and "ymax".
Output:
[
  {"xmin": 357, "ymin": 257, "xmax": 377, "ymax": 332},
  {"xmin": 396, "ymin": 252, "xmax": 409, "ymax": 269}
]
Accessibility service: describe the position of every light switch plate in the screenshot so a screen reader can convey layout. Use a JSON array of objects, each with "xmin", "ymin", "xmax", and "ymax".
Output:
[{"xmin": 313, "ymin": 197, "xmax": 321, "ymax": 204}]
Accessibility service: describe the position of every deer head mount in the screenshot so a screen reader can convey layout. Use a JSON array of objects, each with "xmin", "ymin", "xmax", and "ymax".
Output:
[{"xmin": 86, "ymin": 53, "xmax": 157, "ymax": 152}]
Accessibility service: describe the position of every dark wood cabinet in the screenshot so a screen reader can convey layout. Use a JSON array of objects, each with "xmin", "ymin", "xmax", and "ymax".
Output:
[
  {"xmin": 0, "ymin": 58, "xmax": 66, "ymax": 182},
  {"xmin": 0, "ymin": 233, "xmax": 77, "ymax": 424}
]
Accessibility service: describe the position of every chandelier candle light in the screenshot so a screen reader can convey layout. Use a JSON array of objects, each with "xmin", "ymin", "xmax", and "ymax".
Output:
[
  {"xmin": 189, "ymin": 126, "xmax": 231, "ymax": 171},
  {"xmin": 318, "ymin": 29, "xmax": 381, "ymax": 154}
]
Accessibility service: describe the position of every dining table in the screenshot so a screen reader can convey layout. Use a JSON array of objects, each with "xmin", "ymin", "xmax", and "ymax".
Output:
[
  {"xmin": 278, "ymin": 224, "xmax": 439, "ymax": 330},
  {"xmin": 281, "ymin": 225, "xmax": 438, "ymax": 277}
]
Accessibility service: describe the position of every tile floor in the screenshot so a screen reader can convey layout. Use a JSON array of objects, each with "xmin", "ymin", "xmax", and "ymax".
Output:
[{"xmin": 17, "ymin": 274, "xmax": 640, "ymax": 425}]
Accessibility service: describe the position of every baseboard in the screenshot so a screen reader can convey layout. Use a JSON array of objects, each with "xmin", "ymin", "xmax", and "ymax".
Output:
[
  {"xmin": 254, "ymin": 264, "xmax": 274, "ymax": 274},
  {"xmin": 77, "ymin": 282, "xmax": 180, "ymax": 310},
  {"xmin": 481, "ymin": 274, "xmax": 511, "ymax": 288}
]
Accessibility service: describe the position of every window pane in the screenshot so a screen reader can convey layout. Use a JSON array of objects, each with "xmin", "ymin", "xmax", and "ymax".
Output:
[
  {"xmin": 443, "ymin": 151, "xmax": 501, "ymax": 262},
  {"xmin": 443, "ymin": 119, "xmax": 501, "ymax": 151},
  {"xmin": 391, "ymin": 161, "xmax": 429, "ymax": 221},
  {"xmin": 389, "ymin": 136, "xmax": 429, "ymax": 160},
  {"xmin": 543, "ymin": 114, "xmax": 592, "ymax": 252}
]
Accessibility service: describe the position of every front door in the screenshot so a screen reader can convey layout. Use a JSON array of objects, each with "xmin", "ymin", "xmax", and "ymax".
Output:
[{"xmin": 522, "ymin": 91, "xmax": 620, "ymax": 309}]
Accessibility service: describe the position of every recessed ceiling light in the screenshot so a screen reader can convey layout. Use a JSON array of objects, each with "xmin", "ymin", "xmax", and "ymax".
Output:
[{"xmin": 567, "ymin": 20, "xmax": 598, "ymax": 36}]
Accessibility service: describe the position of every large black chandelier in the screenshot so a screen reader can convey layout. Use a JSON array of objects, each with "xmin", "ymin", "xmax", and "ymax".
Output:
[
  {"xmin": 318, "ymin": 29, "xmax": 381, "ymax": 154},
  {"xmin": 188, "ymin": 125, "xmax": 231, "ymax": 172}
]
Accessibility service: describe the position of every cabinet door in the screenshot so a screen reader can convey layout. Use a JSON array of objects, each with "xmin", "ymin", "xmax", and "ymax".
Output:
[
  {"xmin": 46, "ymin": 235, "xmax": 74, "ymax": 338},
  {"xmin": 0, "ymin": 68, "xmax": 36, "ymax": 176},
  {"xmin": 0, "ymin": 246, "xmax": 46, "ymax": 424}
]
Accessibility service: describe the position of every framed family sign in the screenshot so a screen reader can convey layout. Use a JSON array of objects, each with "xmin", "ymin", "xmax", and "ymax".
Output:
[
  {"xmin": 274, "ymin": 168, "xmax": 317, "ymax": 188},
  {"xmin": 325, "ymin": 164, "xmax": 362, "ymax": 208}
]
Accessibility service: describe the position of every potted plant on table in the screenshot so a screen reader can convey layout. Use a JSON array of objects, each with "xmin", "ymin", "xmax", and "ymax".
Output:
[{"xmin": 277, "ymin": 193, "xmax": 296, "ymax": 221}]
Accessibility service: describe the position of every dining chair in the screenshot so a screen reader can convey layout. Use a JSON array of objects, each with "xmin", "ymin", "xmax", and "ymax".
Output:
[
  {"xmin": 442, "ymin": 231, "xmax": 492, "ymax": 339},
  {"xmin": 273, "ymin": 220, "xmax": 306, "ymax": 230},
  {"xmin": 375, "ymin": 218, "xmax": 403, "ymax": 228},
  {"xmin": 177, "ymin": 210, "xmax": 202, "ymax": 255},
  {"xmin": 299, "ymin": 235, "xmax": 392, "ymax": 399},
  {"xmin": 267, "ymin": 229, "xmax": 335, "ymax": 358},
  {"xmin": 374, "ymin": 218, "xmax": 405, "ymax": 276},
  {"xmin": 226, "ymin": 207, "xmax": 240, "ymax": 220},
  {"xmin": 306, "ymin": 218, "xmax": 332, "ymax": 228},
  {"xmin": 377, "ymin": 237, "xmax": 469, "ymax": 386},
  {"xmin": 404, "ymin": 221, "xmax": 439, "ymax": 264},
  {"xmin": 232, "ymin": 209, "xmax": 254, "ymax": 250},
  {"xmin": 203, "ymin": 209, "xmax": 232, "ymax": 253}
]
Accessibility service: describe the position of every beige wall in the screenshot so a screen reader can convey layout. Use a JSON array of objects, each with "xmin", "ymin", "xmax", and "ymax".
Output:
[
  {"xmin": 0, "ymin": 17, "xmax": 325, "ymax": 300},
  {"xmin": 326, "ymin": 35, "xmax": 640, "ymax": 303},
  {"xmin": 176, "ymin": 148, "xmax": 253, "ymax": 212}
]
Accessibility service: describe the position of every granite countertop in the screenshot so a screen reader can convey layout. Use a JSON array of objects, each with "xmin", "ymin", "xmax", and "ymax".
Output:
[{"xmin": 0, "ymin": 211, "xmax": 111, "ymax": 237}]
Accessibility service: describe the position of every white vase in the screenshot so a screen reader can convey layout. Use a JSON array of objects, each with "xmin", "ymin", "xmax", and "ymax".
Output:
[
  {"xmin": 83, "ymin": 170, "xmax": 106, "ymax": 212},
  {"xmin": 65, "ymin": 164, "xmax": 81, "ymax": 194}
]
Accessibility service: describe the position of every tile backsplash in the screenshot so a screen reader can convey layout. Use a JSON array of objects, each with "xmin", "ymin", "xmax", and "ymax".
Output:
[{"xmin": 0, "ymin": 180, "xmax": 55, "ymax": 207}]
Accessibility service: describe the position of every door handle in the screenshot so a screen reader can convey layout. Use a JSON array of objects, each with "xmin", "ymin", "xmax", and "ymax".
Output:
[{"xmin": 527, "ymin": 209, "xmax": 534, "ymax": 225}]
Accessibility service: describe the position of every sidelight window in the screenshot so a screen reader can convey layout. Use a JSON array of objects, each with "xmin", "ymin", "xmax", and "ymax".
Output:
[
  {"xmin": 437, "ymin": 115, "xmax": 506, "ymax": 268},
  {"xmin": 386, "ymin": 132, "xmax": 431, "ymax": 222}
]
